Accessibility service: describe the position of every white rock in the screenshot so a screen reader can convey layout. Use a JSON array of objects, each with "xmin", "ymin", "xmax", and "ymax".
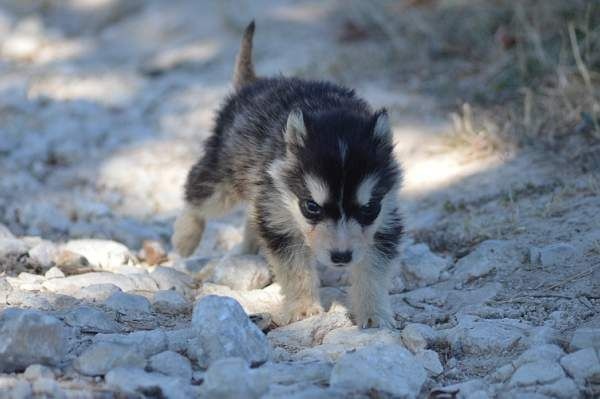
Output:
[
  {"xmin": 538, "ymin": 243, "xmax": 577, "ymax": 267},
  {"xmin": 64, "ymin": 306, "xmax": 123, "ymax": 333},
  {"xmin": 268, "ymin": 311, "xmax": 352, "ymax": 352},
  {"xmin": 153, "ymin": 290, "xmax": 189, "ymax": 314},
  {"xmin": 44, "ymin": 266, "xmax": 65, "ymax": 279},
  {"xmin": 570, "ymin": 327, "xmax": 600, "ymax": 350},
  {"xmin": 197, "ymin": 282, "xmax": 284, "ymax": 322},
  {"xmin": 330, "ymin": 345, "xmax": 426, "ymax": 398},
  {"xmin": 71, "ymin": 283, "xmax": 122, "ymax": 301},
  {"xmin": 207, "ymin": 255, "xmax": 272, "ymax": 291},
  {"xmin": 191, "ymin": 295, "xmax": 271, "ymax": 367},
  {"xmin": 28, "ymin": 241, "xmax": 59, "ymax": 268},
  {"xmin": 31, "ymin": 377, "xmax": 64, "ymax": 398},
  {"xmin": 415, "ymin": 349, "xmax": 443, "ymax": 376},
  {"xmin": 148, "ymin": 351, "xmax": 192, "ymax": 382},
  {"xmin": 0, "ymin": 238, "xmax": 28, "ymax": 257},
  {"xmin": 104, "ymin": 291, "xmax": 152, "ymax": 314},
  {"xmin": 42, "ymin": 272, "xmax": 138, "ymax": 293},
  {"xmin": 559, "ymin": 347, "xmax": 600, "ymax": 385},
  {"xmin": 0, "ymin": 223, "xmax": 15, "ymax": 239},
  {"xmin": 514, "ymin": 344, "xmax": 564, "ymax": 368},
  {"xmin": 262, "ymin": 383, "xmax": 349, "ymax": 399},
  {"xmin": 0, "ymin": 309, "xmax": 70, "ymax": 372},
  {"xmin": 444, "ymin": 315, "xmax": 528, "ymax": 356},
  {"xmin": 509, "ymin": 361, "xmax": 565, "ymax": 387},
  {"xmin": 401, "ymin": 323, "xmax": 429, "ymax": 353},
  {"xmin": 105, "ymin": 367, "xmax": 195, "ymax": 399},
  {"xmin": 400, "ymin": 243, "xmax": 449, "ymax": 288},
  {"xmin": 74, "ymin": 341, "xmax": 146, "ymax": 376},
  {"xmin": 438, "ymin": 379, "xmax": 489, "ymax": 399},
  {"xmin": 24, "ymin": 364, "xmax": 55, "ymax": 380},
  {"xmin": 62, "ymin": 239, "xmax": 135, "ymax": 271},
  {"xmin": 151, "ymin": 266, "xmax": 194, "ymax": 293},
  {"xmin": 200, "ymin": 357, "xmax": 269, "ymax": 399},
  {"xmin": 454, "ymin": 240, "xmax": 522, "ymax": 282},
  {"xmin": 94, "ymin": 329, "xmax": 168, "ymax": 358}
]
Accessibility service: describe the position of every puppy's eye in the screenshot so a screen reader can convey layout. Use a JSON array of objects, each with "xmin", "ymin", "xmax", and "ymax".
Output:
[
  {"xmin": 300, "ymin": 199, "xmax": 322, "ymax": 219},
  {"xmin": 358, "ymin": 202, "xmax": 381, "ymax": 223}
]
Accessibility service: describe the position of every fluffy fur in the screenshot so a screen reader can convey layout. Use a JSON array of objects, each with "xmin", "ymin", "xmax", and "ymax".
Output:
[{"xmin": 172, "ymin": 21, "xmax": 404, "ymax": 328}]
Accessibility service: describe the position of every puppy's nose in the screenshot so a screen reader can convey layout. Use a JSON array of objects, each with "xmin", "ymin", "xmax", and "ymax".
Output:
[{"xmin": 331, "ymin": 250, "xmax": 352, "ymax": 264}]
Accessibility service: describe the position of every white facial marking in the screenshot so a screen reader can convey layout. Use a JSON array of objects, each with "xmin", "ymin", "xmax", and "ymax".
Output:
[
  {"xmin": 305, "ymin": 175, "xmax": 329, "ymax": 206},
  {"xmin": 338, "ymin": 139, "xmax": 348, "ymax": 163},
  {"xmin": 356, "ymin": 175, "xmax": 378, "ymax": 206}
]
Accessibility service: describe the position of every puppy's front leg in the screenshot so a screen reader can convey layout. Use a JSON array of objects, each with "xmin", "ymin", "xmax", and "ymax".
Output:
[
  {"xmin": 350, "ymin": 253, "xmax": 395, "ymax": 329},
  {"xmin": 268, "ymin": 250, "xmax": 323, "ymax": 324}
]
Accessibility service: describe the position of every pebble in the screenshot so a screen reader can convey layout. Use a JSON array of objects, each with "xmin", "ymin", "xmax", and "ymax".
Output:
[
  {"xmin": 44, "ymin": 266, "xmax": 65, "ymax": 279},
  {"xmin": 94, "ymin": 329, "xmax": 168, "ymax": 358},
  {"xmin": 199, "ymin": 357, "xmax": 269, "ymax": 399},
  {"xmin": 0, "ymin": 308, "xmax": 70, "ymax": 372},
  {"xmin": 24, "ymin": 364, "xmax": 55, "ymax": 380},
  {"xmin": 330, "ymin": 344, "xmax": 426, "ymax": 398},
  {"xmin": 454, "ymin": 240, "xmax": 522, "ymax": 282},
  {"xmin": 509, "ymin": 361, "xmax": 565, "ymax": 387},
  {"xmin": 536, "ymin": 243, "xmax": 577, "ymax": 267},
  {"xmin": 151, "ymin": 266, "xmax": 194, "ymax": 293},
  {"xmin": 191, "ymin": 295, "xmax": 271, "ymax": 368},
  {"xmin": 415, "ymin": 349, "xmax": 444, "ymax": 376}
]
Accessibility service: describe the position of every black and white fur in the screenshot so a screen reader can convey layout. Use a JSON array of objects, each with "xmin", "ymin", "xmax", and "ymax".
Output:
[{"xmin": 172, "ymin": 22, "xmax": 403, "ymax": 328}]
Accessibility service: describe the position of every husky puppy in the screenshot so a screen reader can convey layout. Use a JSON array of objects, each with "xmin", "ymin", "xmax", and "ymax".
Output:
[{"xmin": 172, "ymin": 22, "xmax": 403, "ymax": 328}]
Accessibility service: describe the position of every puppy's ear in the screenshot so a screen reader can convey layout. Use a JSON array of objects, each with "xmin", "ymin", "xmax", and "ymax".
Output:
[
  {"xmin": 372, "ymin": 109, "xmax": 392, "ymax": 142},
  {"xmin": 284, "ymin": 108, "xmax": 307, "ymax": 148}
]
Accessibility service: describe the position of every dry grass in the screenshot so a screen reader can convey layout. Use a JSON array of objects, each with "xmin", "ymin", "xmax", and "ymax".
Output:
[{"xmin": 347, "ymin": 0, "xmax": 600, "ymax": 157}]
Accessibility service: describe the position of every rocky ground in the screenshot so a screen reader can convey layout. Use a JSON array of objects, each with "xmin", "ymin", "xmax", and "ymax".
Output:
[{"xmin": 1, "ymin": 1, "xmax": 599, "ymax": 398}]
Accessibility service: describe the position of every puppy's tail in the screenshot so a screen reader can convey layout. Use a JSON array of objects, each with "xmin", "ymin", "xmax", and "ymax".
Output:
[{"xmin": 233, "ymin": 20, "xmax": 257, "ymax": 91}]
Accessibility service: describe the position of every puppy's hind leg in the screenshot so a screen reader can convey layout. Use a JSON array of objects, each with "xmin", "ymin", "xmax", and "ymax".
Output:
[{"xmin": 172, "ymin": 160, "xmax": 239, "ymax": 257}]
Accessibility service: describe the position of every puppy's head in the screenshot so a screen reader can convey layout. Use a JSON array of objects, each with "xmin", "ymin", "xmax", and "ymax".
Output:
[{"xmin": 269, "ymin": 107, "xmax": 401, "ymax": 267}]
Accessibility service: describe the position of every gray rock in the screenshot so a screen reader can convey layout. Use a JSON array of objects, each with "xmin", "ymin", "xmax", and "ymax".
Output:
[
  {"xmin": 62, "ymin": 239, "xmax": 135, "ymax": 271},
  {"xmin": 509, "ymin": 361, "xmax": 565, "ymax": 387},
  {"xmin": 31, "ymin": 377, "xmax": 65, "ymax": 398},
  {"xmin": 73, "ymin": 341, "xmax": 146, "ymax": 376},
  {"xmin": 166, "ymin": 328, "xmax": 196, "ymax": 353},
  {"xmin": 444, "ymin": 315, "xmax": 529, "ymax": 356},
  {"xmin": 208, "ymin": 255, "xmax": 272, "ymax": 291},
  {"xmin": 200, "ymin": 357, "xmax": 269, "ymax": 399},
  {"xmin": 330, "ymin": 345, "xmax": 426, "ymax": 398},
  {"xmin": 401, "ymin": 323, "xmax": 430, "ymax": 353},
  {"xmin": 400, "ymin": 243, "xmax": 449, "ymax": 289},
  {"xmin": 0, "ymin": 238, "xmax": 28, "ymax": 258},
  {"xmin": 151, "ymin": 266, "xmax": 194, "ymax": 293},
  {"xmin": 148, "ymin": 351, "xmax": 192, "ymax": 382},
  {"xmin": 0, "ymin": 278, "xmax": 12, "ymax": 303},
  {"xmin": 24, "ymin": 364, "xmax": 55, "ymax": 380},
  {"xmin": 152, "ymin": 290, "xmax": 189, "ymax": 314},
  {"xmin": 64, "ymin": 306, "xmax": 123, "ymax": 333},
  {"xmin": 537, "ymin": 243, "xmax": 577, "ymax": 267},
  {"xmin": 105, "ymin": 367, "xmax": 195, "ymax": 399},
  {"xmin": 262, "ymin": 383, "xmax": 350, "ymax": 399},
  {"xmin": 191, "ymin": 295, "xmax": 271, "ymax": 367},
  {"xmin": 570, "ymin": 327, "xmax": 600, "ymax": 350},
  {"xmin": 559, "ymin": 348, "xmax": 600, "ymax": 385},
  {"xmin": 454, "ymin": 240, "xmax": 522, "ymax": 282},
  {"xmin": 104, "ymin": 291, "xmax": 152, "ymax": 314},
  {"xmin": 94, "ymin": 329, "xmax": 168, "ymax": 357},
  {"xmin": 261, "ymin": 360, "xmax": 333, "ymax": 386},
  {"xmin": 0, "ymin": 308, "xmax": 70, "ymax": 372}
]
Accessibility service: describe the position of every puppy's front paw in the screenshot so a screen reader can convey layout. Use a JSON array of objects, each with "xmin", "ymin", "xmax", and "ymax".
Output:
[
  {"xmin": 282, "ymin": 301, "xmax": 323, "ymax": 324},
  {"xmin": 356, "ymin": 312, "xmax": 396, "ymax": 329}
]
